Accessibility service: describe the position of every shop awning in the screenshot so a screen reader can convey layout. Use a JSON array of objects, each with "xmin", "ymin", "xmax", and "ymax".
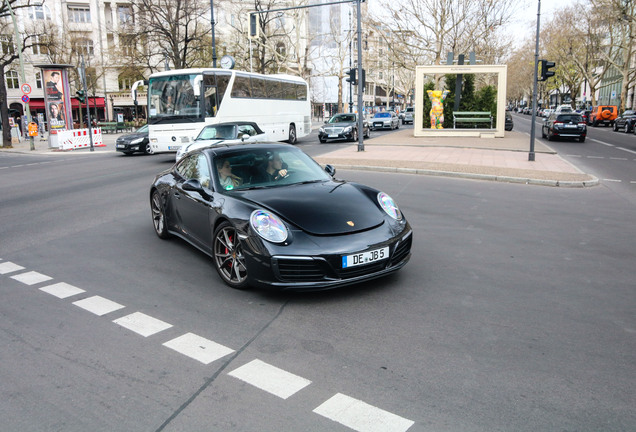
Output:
[{"xmin": 26, "ymin": 98, "xmax": 106, "ymax": 109}]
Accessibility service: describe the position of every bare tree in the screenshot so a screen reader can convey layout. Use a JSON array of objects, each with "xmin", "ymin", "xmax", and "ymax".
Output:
[{"xmin": 0, "ymin": 0, "xmax": 43, "ymax": 147}]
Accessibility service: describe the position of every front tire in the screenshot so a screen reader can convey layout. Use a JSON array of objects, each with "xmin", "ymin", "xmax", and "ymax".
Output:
[
  {"xmin": 213, "ymin": 221, "xmax": 249, "ymax": 289},
  {"xmin": 151, "ymin": 190, "xmax": 171, "ymax": 239},
  {"xmin": 144, "ymin": 142, "xmax": 153, "ymax": 155},
  {"xmin": 350, "ymin": 129, "xmax": 358, "ymax": 142}
]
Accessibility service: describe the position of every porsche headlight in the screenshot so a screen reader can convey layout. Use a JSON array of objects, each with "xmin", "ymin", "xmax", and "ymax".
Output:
[
  {"xmin": 377, "ymin": 192, "xmax": 402, "ymax": 220},
  {"xmin": 250, "ymin": 210, "xmax": 288, "ymax": 243}
]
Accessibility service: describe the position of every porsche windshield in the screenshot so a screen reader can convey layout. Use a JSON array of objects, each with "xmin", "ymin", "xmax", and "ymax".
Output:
[{"xmin": 212, "ymin": 148, "xmax": 331, "ymax": 191}]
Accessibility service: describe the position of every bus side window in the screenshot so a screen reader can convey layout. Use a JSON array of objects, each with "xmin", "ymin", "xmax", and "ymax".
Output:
[
  {"xmin": 232, "ymin": 75, "xmax": 251, "ymax": 98},
  {"xmin": 204, "ymin": 86, "xmax": 217, "ymax": 117}
]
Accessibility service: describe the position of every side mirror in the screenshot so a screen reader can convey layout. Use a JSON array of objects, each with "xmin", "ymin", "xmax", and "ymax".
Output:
[
  {"xmin": 324, "ymin": 164, "xmax": 336, "ymax": 177},
  {"xmin": 324, "ymin": 120, "xmax": 328, "ymax": 124},
  {"xmin": 240, "ymin": 133, "xmax": 250, "ymax": 142},
  {"xmin": 182, "ymin": 178, "xmax": 212, "ymax": 196}
]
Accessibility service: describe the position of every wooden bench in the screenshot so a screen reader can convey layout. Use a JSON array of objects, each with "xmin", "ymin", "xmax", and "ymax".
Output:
[{"xmin": 453, "ymin": 111, "xmax": 493, "ymax": 129}]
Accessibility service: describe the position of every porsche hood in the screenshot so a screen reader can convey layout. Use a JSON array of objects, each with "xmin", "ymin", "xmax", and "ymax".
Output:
[{"xmin": 240, "ymin": 181, "xmax": 385, "ymax": 235}]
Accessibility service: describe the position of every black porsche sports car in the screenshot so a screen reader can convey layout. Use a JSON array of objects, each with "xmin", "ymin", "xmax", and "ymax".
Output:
[{"xmin": 150, "ymin": 142, "xmax": 412, "ymax": 290}]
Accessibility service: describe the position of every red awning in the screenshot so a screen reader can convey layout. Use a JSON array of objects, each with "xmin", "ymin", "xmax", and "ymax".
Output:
[
  {"xmin": 24, "ymin": 97, "xmax": 105, "ymax": 110},
  {"xmin": 71, "ymin": 97, "xmax": 105, "ymax": 109}
]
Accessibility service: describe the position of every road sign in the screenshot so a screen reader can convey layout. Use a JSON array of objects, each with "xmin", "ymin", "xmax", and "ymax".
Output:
[
  {"xmin": 21, "ymin": 94, "xmax": 30, "ymax": 103},
  {"xmin": 21, "ymin": 83, "xmax": 32, "ymax": 94}
]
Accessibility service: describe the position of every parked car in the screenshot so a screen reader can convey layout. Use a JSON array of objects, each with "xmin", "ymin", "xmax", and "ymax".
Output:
[
  {"xmin": 505, "ymin": 111, "xmax": 514, "ymax": 131},
  {"xmin": 555, "ymin": 104, "xmax": 573, "ymax": 113},
  {"xmin": 318, "ymin": 113, "xmax": 369, "ymax": 143},
  {"xmin": 542, "ymin": 108, "xmax": 554, "ymax": 118},
  {"xmin": 402, "ymin": 107, "xmax": 414, "ymax": 125},
  {"xmin": 115, "ymin": 124, "xmax": 150, "ymax": 155},
  {"xmin": 370, "ymin": 111, "xmax": 399, "ymax": 130},
  {"xmin": 588, "ymin": 105, "xmax": 618, "ymax": 127},
  {"xmin": 578, "ymin": 109, "xmax": 591, "ymax": 125},
  {"xmin": 542, "ymin": 112, "xmax": 587, "ymax": 142},
  {"xmin": 175, "ymin": 122, "xmax": 267, "ymax": 162},
  {"xmin": 613, "ymin": 110, "xmax": 636, "ymax": 132},
  {"xmin": 150, "ymin": 142, "xmax": 413, "ymax": 290}
]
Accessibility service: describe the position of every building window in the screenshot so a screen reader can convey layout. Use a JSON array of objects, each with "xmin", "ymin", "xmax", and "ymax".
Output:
[
  {"xmin": 118, "ymin": 6, "xmax": 132, "ymax": 25},
  {"xmin": 276, "ymin": 42, "xmax": 286, "ymax": 57},
  {"xmin": 28, "ymin": 5, "xmax": 52, "ymax": 20},
  {"xmin": 32, "ymin": 35, "xmax": 49, "ymax": 55},
  {"xmin": 73, "ymin": 38, "xmax": 94, "ymax": 56},
  {"xmin": 68, "ymin": 6, "xmax": 91, "ymax": 23},
  {"xmin": 0, "ymin": 35, "xmax": 14, "ymax": 55},
  {"xmin": 36, "ymin": 72, "xmax": 43, "ymax": 89},
  {"xmin": 5, "ymin": 70, "xmax": 19, "ymax": 89},
  {"xmin": 379, "ymin": 72, "xmax": 383, "ymax": 80},
  {"xmin": 120, "ymin": 34, "xmax": 135, "ymax": 56}
]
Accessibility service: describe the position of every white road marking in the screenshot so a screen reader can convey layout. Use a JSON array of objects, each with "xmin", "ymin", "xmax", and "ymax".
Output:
[
  {"xmin": 565, "ymin": 154, "xmax": 582, "ymax": 157},
  {"xmin": 73, "ymin": 295, "xmax": 125, "ymax": 316},
  {"xmin": 0, "ymin": 261, "xmax": 25, "ymax": 274},
  {"xmin": 39, "ymin": 282, "xmax": 86, "ymax": 299},
  {"xmin": 228, "ymin": 359, "xmax": 312, "ymax": 400},
  {"xmin": 163, "ymin": 332, "xmax": 234, "ymax": 365},
  {"xmin": 113, "ymin": 312, "xmax": 173, "ymax": 337},
  {"xmin": 616, "ymin": 146, "xmax": 636, "ymax": 155},
  {"xmin": 609, "ymin": 157, "xmax": 628, "ymax": 160},
  {"xmin": 602, "ymin": 179, "xmax": 622, "ymax": 183},
  {"xmin": 587, "ymin": 155, "xmax": 605, "ymax": 159},
  {"xmin": 313, "ymin": 393, "xmax": 414, "ymax": 432},
  {"xmin": 10, "ymin": 271, "xmax": 53, "ymax": 285}
]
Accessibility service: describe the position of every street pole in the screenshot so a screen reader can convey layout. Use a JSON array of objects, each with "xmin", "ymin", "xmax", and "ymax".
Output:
[
  {"xmin": 6, "ymin": 0, "xmax": 34, "ymax": 149},
  {"xmin": 356, "ymin": 0, "xmax": 364, "ymax": 151},
  {"xmin": 529, "ymin": 0, "xmax": 541, "ymax": 162},
  {"xmin": 80, "ymin": 55, "xmax": 94, "ymax": 151},
  {"xmin": 210, "ymin": 0, "xmax": 217, "ymax": 68}
]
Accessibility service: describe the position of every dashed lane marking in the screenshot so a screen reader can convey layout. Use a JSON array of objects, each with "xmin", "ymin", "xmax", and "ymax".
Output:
[
  {"xmin": 602, "ymin": 179, "xmax": 622, "ymax": 183},
  {"xmin": 163, "ymin": 332, "xmax": 235, "ymax": 365},
  {"xmin": 10, "ymin": 271, "xmax": 53, "ymax": 285},
  {"xmin": 228, "ymin": 359, "xmax": 312, "ymax": 400},
  {"xmin": 72, "ymin": 295, "xmax": 125, "ymax": 316},
  {"xmin": 113, "ymin": 311, "xmax": 173, "ymax": 337},
  {"xmin": 313, "ymin": 393, "xmax": 415, "ymax": 432},
  {"xmin": 0, "ymin": 261, "xmax": 25, "ymax": 274},
  {"xmin": 3, "ymin": 261, "xmax": 415, "ymax": 430},
  {"xmin": 39, "ymin": 282, "xmax": 86, "ymax": 299}
]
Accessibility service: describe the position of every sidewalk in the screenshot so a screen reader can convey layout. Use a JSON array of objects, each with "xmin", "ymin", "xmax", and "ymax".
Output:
[
  {"xmin": 312, "ymin": 129, "xmax": 598, "ymax": 187},
  {"xmin": 1, "ymin": 128, "xmax": 598, "ymax": 187}
]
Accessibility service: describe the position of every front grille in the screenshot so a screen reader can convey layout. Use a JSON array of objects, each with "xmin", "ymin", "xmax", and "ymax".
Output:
[
  {"xmin": 391, "ymin": 234, "xmax": 412, "ymax": 265},
  {"xmin": 276, "ymin": 258, "xmax": 326, "ymax": 282},
  {"xmin": 324, "ymin": 127, "xmax": 344, "ymax": 134}
]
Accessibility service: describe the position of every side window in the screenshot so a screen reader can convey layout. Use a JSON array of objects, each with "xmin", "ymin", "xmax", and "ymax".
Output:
[
  {"xmin": 175, "ymin": 154, "xmax": 197, "ymax": 179},
  {"xmin": 196, "ymin": 153, "xmax": 211, "ymax": 188}
]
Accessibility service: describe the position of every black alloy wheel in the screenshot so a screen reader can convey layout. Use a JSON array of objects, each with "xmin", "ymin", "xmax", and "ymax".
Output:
[
  {"xmin": 350, "ymin": 129, "xmax": 358, "ymax": 142},
  {"xmin": 151, "ymin": 190, "xmax": 170, "ymax": 239},
  {"xmin": 144, "ymin": 142, "xmax": 153, "ymax": 154},
  {"xmin": 213, "ymin": 222, "xmax": 248, "ymax": 289}
]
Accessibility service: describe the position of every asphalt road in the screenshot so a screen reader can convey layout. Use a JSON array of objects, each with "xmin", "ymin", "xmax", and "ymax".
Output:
[
  {"xmin": 513, "ymin": 111, "xmax": 636, "ymax": 200},
  {"xmin": 0, "ymin": 131, "xmax": 634, "ymax": 431}
]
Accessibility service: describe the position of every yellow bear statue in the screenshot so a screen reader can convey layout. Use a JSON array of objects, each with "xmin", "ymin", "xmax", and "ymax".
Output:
[{"xmin": 427, "ymin": 89, "xmax": 450, "ymax": 129}]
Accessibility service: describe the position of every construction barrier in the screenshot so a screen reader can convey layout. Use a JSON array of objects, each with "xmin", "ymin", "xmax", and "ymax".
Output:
[{"xmin": 57, "ymin": 128, "xmax": 105, "ymax": 150}]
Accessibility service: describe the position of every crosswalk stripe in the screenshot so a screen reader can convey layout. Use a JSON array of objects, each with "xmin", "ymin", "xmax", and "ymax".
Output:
[
  {"xmin": 113, "ymin": 312, "xmax": 173, "ymax": 337},
  {"xmin": 313, "ymin": 393, "xmax": 414, "ymax": 432},
  {"xmin": 228, "ymin": 359, "xmax": 312, "ymax": 399},
  {"xmin": 10, "ymin": 271, "xmax": 53, "ymax": 285},
  {"xmin": 73, "ymin": 295, "xmax": 125, "ymax": 316},
  {"xmin": 163, "ymin": 332, "xmax": 234, "ymax": 365},
  {"xmin": 39, "ymin": 282, "xmax": 86, "ymax": 299},
  {"xmin": 0, "ymin": 261, "xmax": 25, "ymax": 274}
]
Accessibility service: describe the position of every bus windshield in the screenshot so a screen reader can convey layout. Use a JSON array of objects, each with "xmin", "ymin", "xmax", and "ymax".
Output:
[{"xmin": 148, "ymin": 74, "xmax": 200, "ymax": 120}]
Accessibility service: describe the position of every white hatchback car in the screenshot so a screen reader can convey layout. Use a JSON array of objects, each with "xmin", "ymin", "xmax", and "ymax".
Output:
[{"xmin": 175, "ymin": 122, "xmax": 268, "ymax": 162}]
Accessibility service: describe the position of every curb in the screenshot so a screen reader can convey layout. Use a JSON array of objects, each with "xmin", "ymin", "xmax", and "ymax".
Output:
[{"xmin": 328, "ymin": 163, "xmax": 600, "ymax": 188}]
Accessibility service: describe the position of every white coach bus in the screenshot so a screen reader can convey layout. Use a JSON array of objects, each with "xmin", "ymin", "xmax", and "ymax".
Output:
[{"xmin": 138, "ymin": 68, "xmax": 311, "ymax": 154}]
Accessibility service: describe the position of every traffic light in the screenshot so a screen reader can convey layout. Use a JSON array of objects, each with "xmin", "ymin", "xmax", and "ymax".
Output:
[
  {"xmin": 360, "ymin": 68, "xmax": 365, "ymax": 88},
  {"xmin": 249, "ymin": 13, "xmax": 259, "ymax": 37},
  {"xmin": 346, "ymin": 68, "xmax": 357, "ymax": 85},
  {"xmin": 539, "ymin": 60, "xmax": 555, "ymax": 81},
  {"xmin": 76, "ymin": 90, "xmax": 85, "ymax": 103}
]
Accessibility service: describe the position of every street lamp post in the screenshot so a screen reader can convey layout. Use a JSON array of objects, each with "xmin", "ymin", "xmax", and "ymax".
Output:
[
  {"xmin": 5, "ymin": 0, "xmax": 34, "ymax": 149},
  {"xmin": 210, "ymin": 0, "xmax": 217, "ymax": 68}
]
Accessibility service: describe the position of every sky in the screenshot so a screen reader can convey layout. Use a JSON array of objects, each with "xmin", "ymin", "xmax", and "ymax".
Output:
[{"xmin": 509, "ymin": 0, "xmax": 579, "ymax": 45}]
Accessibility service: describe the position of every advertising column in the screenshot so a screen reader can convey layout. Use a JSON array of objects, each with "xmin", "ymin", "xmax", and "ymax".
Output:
[{"xmin": 42, "ymin": 67, "xmax": 73, "ymax": 148}]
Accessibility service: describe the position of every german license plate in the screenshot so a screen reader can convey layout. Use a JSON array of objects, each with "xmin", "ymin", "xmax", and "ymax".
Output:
[
  {"xmin": 564, "ymin": 124, "xmax": 576, "ymax": 128},
  {"xmin": 328, "ymin": 134, "xmax": 338, "ymax": 138},
  {"xmin": 168, "ymin": 145, "xmax": 181, "ymax": 150},
  {"xmin": 342, "ymin": 246, "xmax": 389, "ymax": 268},
  {"xmin": 116, "ymin": 144, "xmax": 125, "ymax": 149}
]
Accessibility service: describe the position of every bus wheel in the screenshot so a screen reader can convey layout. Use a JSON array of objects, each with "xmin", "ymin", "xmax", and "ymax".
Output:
[{"xmin": 287, "ymin": 124, "xmax": 297, "ymax": 144}]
